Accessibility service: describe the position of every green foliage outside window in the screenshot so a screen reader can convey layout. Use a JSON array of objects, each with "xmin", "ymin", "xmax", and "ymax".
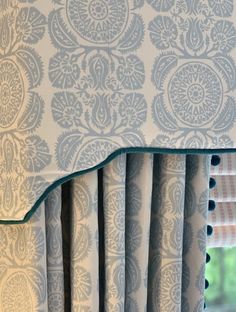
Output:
[{"xmin": 205, "ymin": 247, "xmax": 236, "ymax": 310}]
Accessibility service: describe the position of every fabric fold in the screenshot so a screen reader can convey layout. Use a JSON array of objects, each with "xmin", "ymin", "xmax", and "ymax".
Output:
[
  {"xmin": 45, "ymin": 186, "xmax": 65, "ymax": 312},
  {"xmin": 70, "ymin": 172, "xmax": 99, "ymax": 311},
  {"xmin": 125, "ymin": 154, "xmax": 153, "ymax": 311},
  {"xmin": 147, "ymin": 154, "xmax": 186, "ymax": 312},
  {"xmin": 103, "ymin": 154, "xmax": 126, "ymax": 311},
  {"xmin": 0, "ymin": 153, "xmax": 212, "ymax": 312}
]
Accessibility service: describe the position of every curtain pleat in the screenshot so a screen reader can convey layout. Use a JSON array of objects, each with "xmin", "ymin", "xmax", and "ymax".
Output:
[
  {"xmin": 0, "ymin": 153, "xmax": 211, "ymax": 312},
  {"xmin": 182, "ymin": 156, "xmax": 210, "ymax": 311},
  {"xmin": 125, "ymin": 154, "xmax": 153, "ymax": 311},
  {"xmin": 103, "ymin": 153, "xmax": 126, "ymax": 311},
  {"xmin": 147, "ymin": 154, "xmax": 186, "ymax": 312},
  {"xmin": 71, "ymin": 172, "xmax": 99, "ymax": 311},
  {"xmin": 45, "ymin": 186, "xmax": 65, "ymax": 312}
]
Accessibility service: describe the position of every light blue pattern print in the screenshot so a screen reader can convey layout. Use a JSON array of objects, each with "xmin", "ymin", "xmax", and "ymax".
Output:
[
  {"xmin": 148, "ymin": 16, "xmax": 178, "ymax": 49},
  {"xmin": 47, "ymin": 0, "xmax": 147, "ymax": 175},
  {"xmin": 16, "ymin": 7, "xmax": 46, "ymax": 44},
  {"xmin": 149, "ymin": 0, "xmax": 236, "ymax": 148},
  {"xmin": 52, "ymin": 92, "xmax": 83, "ymax": 128},
  {"xmin": 66, "ymin": 0, "xmax": 129, "ymax": 44},
  {"xmin": 208, "ymin": 0, "xmax": 233, "ymax": 17},
  {"xmin": 0, "ymin": 1, "xmax": 50, "ymax": 219},
  {"xmin": 117, "ymin": 55, "xmax": 145, "ymax": 90},
  {"xmin": 0, "ymin": 152, "xmax": 212, "ymax": 311},
  {"xmin": 1, "ymin": 0, "xmax": 236, "ymax": 223},
  {"xmin": 147, "ymin": 0, "xmax": 174, "ymax": 12}
]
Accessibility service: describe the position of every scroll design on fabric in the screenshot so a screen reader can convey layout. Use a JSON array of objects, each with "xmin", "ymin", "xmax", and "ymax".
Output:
[
  {"xmin": 0, "ymin": 2, "xmax": 51, "ymax": 218},
  {"xmin": 149, "ymin": 0, "xmax": 236, "ymax": 148},
  {"xmin": 48, "ymin": 0, "xmax": 147, "ymax": 171}
]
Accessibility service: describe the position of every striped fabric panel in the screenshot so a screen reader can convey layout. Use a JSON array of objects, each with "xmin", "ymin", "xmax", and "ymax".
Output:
[
  {"xmin": 207, "ymin": 225, "xmax": 236, "ymax": 248},
  {"xmin": 210, "ymin": 154, "xmax": 236, "ymax": 176},
  {"xmin": 209, "ymin": 175, "xmax": 236, "ymax": 203},
  {"xmin": 208, "ymin": 202, "xmax": 236, "ymax": 226},
  {"xmin": 208, "ymin": 154, "xmax": 236, "ymax": 247}
]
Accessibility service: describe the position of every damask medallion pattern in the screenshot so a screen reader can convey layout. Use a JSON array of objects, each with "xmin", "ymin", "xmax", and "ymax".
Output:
[
  {"xmin": 150, "ymin": 0, "xmax": 236, "ymax": 148},
  {"xmin": 66, "ymin": 0, "xmax": 129, "ymax": 44}
]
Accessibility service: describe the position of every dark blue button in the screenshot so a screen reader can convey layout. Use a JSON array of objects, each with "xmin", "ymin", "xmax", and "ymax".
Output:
[
  {"xmin": 205, "ymin": 279, "xmax": 209, "ymax": 289},
  {"xmin": 206, "ymin": 253, "xmax": 211, "ymax": 263},
  {"xmin": 211, "ymin": 155, "xmax": 221, "ymax": 166},
  {"xmin": 209, "ymin": 177, "xmax": 216, "ymax": 189},
  {"xmin": 204, "ymin": 302, "xmax": 207, "ymax": 309},
  {"xmin": 208, "ymin": 200, "xmax": 216, "ymax": 211},
  {"xmin": 207, "ymin": 225, "xmax": 213, "ymax": 236}
]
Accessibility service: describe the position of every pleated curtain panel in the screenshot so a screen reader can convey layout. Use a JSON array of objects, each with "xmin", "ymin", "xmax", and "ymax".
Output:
[
  {"xmin": 1, "ymin": 0, "xmax": 236, "ymax": 311},
  {"xmin": 0, "ymin": 153, "xmax": 212, "ymax": 312}
]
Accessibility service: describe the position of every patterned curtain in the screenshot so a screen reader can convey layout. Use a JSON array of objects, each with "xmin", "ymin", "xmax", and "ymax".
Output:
[{"xmin": 0, "ymin": 153, "xmax": 211, "ymax": 312}]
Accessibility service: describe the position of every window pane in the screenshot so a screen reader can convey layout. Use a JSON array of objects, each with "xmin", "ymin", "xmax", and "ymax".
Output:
[{"xmin": 205, "ymin": 247, "xmax": 236, "ymax": 311}]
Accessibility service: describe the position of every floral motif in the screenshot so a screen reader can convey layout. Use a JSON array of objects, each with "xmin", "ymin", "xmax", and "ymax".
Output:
[
  {"xmin": 148, "ymin": 16, "xmax": 178, "ymax": 49},
  {"xmin": 104, "ymin": 189, "xmax": 125, "ymax": 255},
  {"xmin": 49, "ymin": 52, "xmax": 80, "ymax": 88},
  {"xmin": 147, "ymin": 0, "xmax": 175, "ymax": 12},
  {"xmin": 72, "ymin": 266, "xmax": 91, "ymax": 301},
  {"xmin": 1, "ymin": 272, "xmax": 35, "ymax": 311},
  {"xmin": 208, "ymin": 0, "xmax": 233, "ymax": 17},
  {"xmin": 117, "ymin": 55, "xmax": 145, "ymax": 90},
  {"xmin": 0, "ymin": 60, "xmax": 24, "ymax": 128},
  {"xmin": 52, "ymin": 92, "xmax": 83, "ymax": 128},
  {"xmin": 71, "ymin": 224, "xmax": 92, "ymax": 261},
  {"xmin": 168, "ymin": 62, "xmax": 223, "ymax": 126},
  {"xmin": 0, "ymin": 2, "xmax": 50, "ymax": 220},
  {"xmin": 16, "ymin": 7, "xmax": 46, "ymax": 44},
  {"xmin": 20, "ymin": 135, "xmax": 51, "ymax": 172},
  {"xmin": 87, "ymin": 54, "xmax": 110, "ymax": 90},
  {"xmin": 66, "ymin": 0, "xmax": 129, "ymax": 44},
  {"xmin": 185, "ymin": 19, "xmax": 204, "ymax": 52},
  {"xmin": 126, "ymin": 182, "xmax": 141, "ymax": 216},
  {"xmin": 14, "ymin": 226, "xmax": 44, "ymax": 264},
  {"xmin": 91, "ymin": 94, "xmax": 112, "ymax": 129},
  {"xmin": 72, "ymin": 180, "xmax": 92, "ymax": 221},
  {"xmin": 197, "ymin": 225, "xmax": 207, "ymax": 255},
  {"xmin": 125, "ymin": 255, "xmax": 141, "ymax": 294},
  {"xmin": 119, "ymin": 93, "xmax": 147, "ymax": 128},
  {"xmin": 149, "ymin": 0, "xmax": 236, "ymax": 148},
  {"xmin": 47, "ymin": 0, "xmax": 147, "ymax": 175},
  {"xmin": 126, "ymin": 219, "xmax": 142, "ymax": 253},
  {"xmin": 19, "ymin": 176, "xmax": 49, "ymax": 214},
  {"xmin": 211, "ymin": 20, "xmax": 236, "ymax": 53},
  {"xmin": 151, "ymin": 261, "xmax": 182, "ymax": 311}
]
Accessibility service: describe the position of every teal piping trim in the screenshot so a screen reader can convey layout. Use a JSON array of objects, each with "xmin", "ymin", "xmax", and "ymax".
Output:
[{"xmin": 0, "ymin": 146, "xmax": 235, "ymax": 224}]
